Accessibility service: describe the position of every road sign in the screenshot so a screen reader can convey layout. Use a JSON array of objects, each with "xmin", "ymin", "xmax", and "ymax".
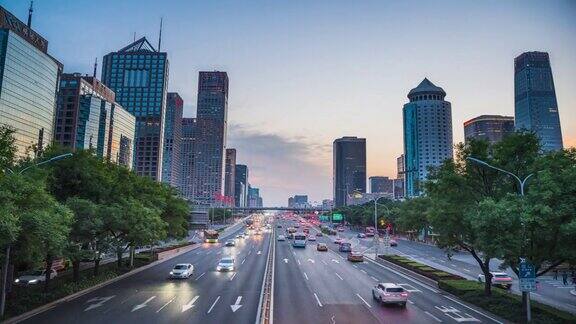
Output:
[
  {"xmin": 332, "ymin": 213, "xmax": 343, "ymax": 222},
  {"xmin": 319, "ymin": 215, "xmax": 329, "ymax": 222},
  {"xmin": 519, "ymin": 260, "xmax": 536, "ymax": 292}
]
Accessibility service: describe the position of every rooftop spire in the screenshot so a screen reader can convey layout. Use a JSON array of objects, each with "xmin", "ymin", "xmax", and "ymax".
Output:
[
  {"xmin": 93, "ymin": 57, "xmax": 98, "ymax": 78},
  {"xmin": 27, "ymin": 1, "xmax": 33, "ymax": 28},
  {"xmin": 158, "ymin": 17, "xmax": 163, "ymax": 51}
]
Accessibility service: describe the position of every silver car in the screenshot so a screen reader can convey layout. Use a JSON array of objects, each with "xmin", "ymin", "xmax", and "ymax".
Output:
[
  {"xmin": 169, "ymin": 263, "xmax": 194, "ymax": 279},
  {"xmin": 217, "ymin": 257, "xmax": 235, "ymax": 272}
]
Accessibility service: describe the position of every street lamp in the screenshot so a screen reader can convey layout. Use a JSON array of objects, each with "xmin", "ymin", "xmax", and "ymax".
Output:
[
  {"xmin": 467, "ymin": 156, "xmax": 535, "ymax": 322},
  {"xmin": 373, "ymin": 196, "xmax": 391, "ymax": 258},
  {"xmin": 1, "ymin": 152, "xmax": 73, "ymax": 318}
]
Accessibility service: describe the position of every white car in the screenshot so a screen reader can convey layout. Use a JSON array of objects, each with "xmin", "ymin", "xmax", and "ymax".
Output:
[
  {"xmin": 217, "ymin": 257, "xmax": 235, "ymax": 272},
  {"xmin": 225, "ymin": 240, "xmax": 236, "ymax": 247},
  {"xmin": 169, "ymin": 263, "xmax": 194, "ymax": 279},
  {"xmin": 307, "ymin": 235, "xmax": 317, "ymax": 242},
  {"xmin": 277, "ymin": 235, "xmax": 286, "ymax": 241},
  {"xmin": 478, "ymin": 272, "xmax": 513, "ymax": 289},
  {"xmin": 14, "ymin": 269, "xmax": 57, "ymax": 285},
  {"xmin": 372, "ymin": 283, "xmax": 408, "ymax": 307}
]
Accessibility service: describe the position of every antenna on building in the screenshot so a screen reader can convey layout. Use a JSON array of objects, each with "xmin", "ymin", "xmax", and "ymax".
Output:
[
  {"xmin": 157, "ymin": 17, "xmax": 163, "ymax": 51},
  {"xmin": 93, "ymin": 57, "xmax": 98, "ymax": 78},
  {"xmin": 133, "ymin": 32, "xmax": 136, "ymax": 42},
  {"xmin": 27, "ymin": 1, "xmax": 34, "ymax": 28}
]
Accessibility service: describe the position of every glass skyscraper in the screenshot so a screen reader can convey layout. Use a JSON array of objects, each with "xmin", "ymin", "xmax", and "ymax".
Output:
[
  {"xmin": 162, "ymin": 92, "xmax": 183, "ymax": 187},
  {"xmin": 514, "ymin": 51, "xmax": 563, "ymax": 151},
  {"xmin": 403, "ymin": 78, "xmax": 453, "ymax": 197},
  {"xmin": 0, "ymin": 6, "xmax": 61, "ymax": 158},
  {"xmin": 179, "ymin": 117, "xmax": 197, "ymax": 201},
  {"xmin": 464, "ymin": 115, "xmax": 514, "ymax": 145},
  {"xmin": 234, "ymin": 164, "xmax": 248, "ymax": 208},
  {"xmin": 102, "ymin": 37, "xmax": 169, "ymax": 180},
  {"xmin": 333, "ymin": 136, "xmax": 366, "ymax": 207}
]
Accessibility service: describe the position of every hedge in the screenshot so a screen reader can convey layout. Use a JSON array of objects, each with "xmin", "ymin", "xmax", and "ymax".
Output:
[
  {"xmin": 380, "ymin": 255, "xmax": 464, "ymax": 281},
  {"xmin": 439, "ymin": 280, "xmax": 576, "ymax": 324}
]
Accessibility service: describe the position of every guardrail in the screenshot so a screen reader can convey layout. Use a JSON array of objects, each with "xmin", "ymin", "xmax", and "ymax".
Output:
[{"xmin": 256, "ymin": 228, "xmax": 275, "ymax": 324}]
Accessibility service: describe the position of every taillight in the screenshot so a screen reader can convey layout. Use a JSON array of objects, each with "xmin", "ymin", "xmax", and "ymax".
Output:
[{"xmin": 401, "ymin": 293, "xmax": 408, "ymax": 297}]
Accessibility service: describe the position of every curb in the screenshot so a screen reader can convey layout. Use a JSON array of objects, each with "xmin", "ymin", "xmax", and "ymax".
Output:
[{"xmin": 4, "ymin": 219, "xmax": 247, "ymax": 324}]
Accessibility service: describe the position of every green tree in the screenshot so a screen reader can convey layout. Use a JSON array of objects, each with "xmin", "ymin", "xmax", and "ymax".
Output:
[{"xmin": 0, "ymin": 125, "xmax": 16, "ymax": 173}]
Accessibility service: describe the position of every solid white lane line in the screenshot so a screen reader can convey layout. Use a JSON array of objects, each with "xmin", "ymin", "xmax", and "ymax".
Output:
[
  {"xmin": 370, "ymin": 276, "xmax": 378, "ymax": 281},
  {"xmin": 195, "ymin": 272, "xmax": 206, "ymax": 281},
  {"xmin": 207, "ymin": 296, "xmax": 220, "ymax": 314},
  {"xmin": 304, "ymin": 272, "xmax": 309, "ymax": 280},
  {"xmin": 425, "ymin": 311, "xmax": 443, "ymax": 322},
  {"xmin": 313, "ymin": 293, "xmax": 323, "ymax": 307},
  {"xmin": 335, "ymin": 272, "xmax": 344, "ymax": 281},
  {"xmin": 242, "ymin": 258, "xmax": 246, "ymax": 264},
  {"xmin": 230, "ymin": 273, "xmax": 237, "ymax": 281},
  {"xmin": 156, "ymin": 298, "xmax": 174, "ymax": 313},
  {"xmin": 360, "ymin": 269, "xmax": 367, "ymax": 274},
  {"xmin": 356, "ymin": 293, "xmax": 372, "ymax": 308}
]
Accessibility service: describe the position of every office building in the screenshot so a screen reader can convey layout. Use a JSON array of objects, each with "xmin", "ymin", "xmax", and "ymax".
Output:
[
  {"xmin": 0, "ymin": 6, "xmax": 62, "ymax": 158},
  {"xmin": 369, "ymin": 176, "xmax": 393, "ymax": 194},
  {"xmin": 162, "ymin": 92, "xmax": 183, "ymax": 187},
  {"xmin": 333, "ymin": 136, "xmax": 366, "ymax": 207},
  {"xmin": 102, "ymin": 37, "xmax": 169, "ymax": 180},
  {"xmin": 224, "ymin": 148, "xmax": 236, "ymax": 205},
  {"xmin": 106, "ymin": 103, "xmax": 136, "ymax": 169},
  {"xmin": 464, "ymin": 115, "xmax": 514, "ymax": 145},
  {"xmin": 322, "ymin": 199, "xmax": 333, "ymax": 210},
  {"xmin": 192, "ymin": 71, "xmax": 229, "ymax": 207},
  {"xmin": 514, "ymin": 52, "xmax": 563, "ymax": 151},
  {"xmin": 393, "ymin": 179, "xmax": 404, "ymax": 200},
  {"xmin": 346, "ymin": 192, "xmax": 393, "ymax": 206},
  {"xmin": 288, "ymin": 195, "xmax": 309, "ymax": 208},
  {"xmin": 248, "ymin": 186, "xmax": 263, "ymax": 208},
  {"xmin": 403, "ymin": 78, "xmax": 453, "ymax": 197},
  {"xmin": 396, "ymin": 154, "xmax": 405, "ymax": 179},
  {"xmin": 234, "ymin": 164, "xmax": 248, "ymax": 207},
  {"xmin": 179, "ymin": 117, "xmax": 196, "ymax": 201}
]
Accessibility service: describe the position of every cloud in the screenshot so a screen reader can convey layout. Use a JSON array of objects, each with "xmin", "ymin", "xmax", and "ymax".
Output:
[{"xmin": 227, "ymin": 124, "xmax": 331, "ymax": 206}]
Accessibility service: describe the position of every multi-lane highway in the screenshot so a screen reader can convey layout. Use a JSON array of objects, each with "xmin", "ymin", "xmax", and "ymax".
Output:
[
  {"xmin": 15, "ymin": 215, "xmax": 507, "ymax": 324},
  {"xmin": 20, "ymin": 221, "xmax": 271, "ymax": 324}
]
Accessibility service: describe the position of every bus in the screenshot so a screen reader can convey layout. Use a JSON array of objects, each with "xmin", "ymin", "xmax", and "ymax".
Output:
[
  {"xmin": 292, "ymin": 232, "xmax": 307, "ymax": 248},
  {"xmin": 204, "ymin": 229, "xmax": 219, "ymax": 243}
]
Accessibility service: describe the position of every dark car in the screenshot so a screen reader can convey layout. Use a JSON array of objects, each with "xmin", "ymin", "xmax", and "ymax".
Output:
[
  {"xmin": 317, "ymin": 243, "xmax": 328, "ymax": 251},
  {"xmin": 339, "ymin": 242, "xmax": 352, "ymax": 252},
  {"xmin": 389, "ymin": 239, "xmax": 398, "ymax": 247}
]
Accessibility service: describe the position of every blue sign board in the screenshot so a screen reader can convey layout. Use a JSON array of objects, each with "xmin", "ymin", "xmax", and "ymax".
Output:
[{"xmin": 519, "ymin": 260, "xmax": 536, "ymax": 292}]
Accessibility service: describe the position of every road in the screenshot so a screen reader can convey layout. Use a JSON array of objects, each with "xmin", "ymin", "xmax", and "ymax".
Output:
[
  {"xmin": 20, "ymin": 220, "xmax": 270, "ymax": 324},
  {"xmin": 337, "ymin": 227, "xmax": 576, "ymax": 314},
  {"xmin": 273, "ymin": 219, "xmax": 504, "ymax": 324}
]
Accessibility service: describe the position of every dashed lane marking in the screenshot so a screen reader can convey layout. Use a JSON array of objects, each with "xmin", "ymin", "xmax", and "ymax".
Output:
[
  {"xmin": 195, "ymin": 272, "xmax": 206, "ymax": 281},
  {"xmin": 314, "ymin": 293, "xmax": 323, "ymax": 307},
  {"xmin": 356, "ymin": 293, "xmax": 372, "ymax": 308},
  {"xmin": 297, "ymin": 259, "xmax": 301, "ymax": 265},
  {"xmin": 304, "ymin": 272, "xmax": 309, "ymax": 280},
  {"xmin": 156, "ymin": 298, "xmax": 174, "ymax": 313},
  {"xmin": 230, "ymin": 273, "xmax": 237, "ymax": 281},
  {"xmin": 335, "ymin": 272, "xmax": 344, "ymax": 281},
  {"xmin": 207, "ymin": 296, "xmax": 220, "ymax": 314},
  {"xmin": 370, "ymin": 276, "xmax": 378, "ymax": 281},
  {"xmin": 242, "ymin": 258, "xmax": 246, "ymax": 264},
  {"xmin": 360, "ymin": 269, "xmax": 367, "ymax": 274}
]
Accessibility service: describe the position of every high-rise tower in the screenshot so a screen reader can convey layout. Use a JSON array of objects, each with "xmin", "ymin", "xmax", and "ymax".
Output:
[{"xmin": 333, "ymin": 136, "xmax": 366, "ymax": 207}]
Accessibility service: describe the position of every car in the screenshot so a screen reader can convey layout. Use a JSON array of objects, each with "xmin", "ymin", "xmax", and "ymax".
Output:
[
  {"xmin": 317, "ymin": 243, "xmax": 328, "ymax": 251},
  {"xmin": 339, "ymin": 242, "xmax": 352, "ymax": 252},
  {"xmin": 14, "ymin": 269, "xmax": 57, "ymax": 285},
  {"xmin": 169, "ymin": 263, "xmax": 194, "ymax": 279},
  {"xmin": 236, "ymin": 234, "xmax": 243, "ymax": 239},
  {"xmin": 277, "ymin": 225, "xmax": 282, "ymax": 228},
  {"xmin": 337, "ymin": 227, "xmax": 345, "ymax": 232},
  {"xmin": 347, "ymin": 251, "xmax": 364, "ymax": 262},
  {"xmin": 277, "ymin": 235, "xmax": 286, "ymax": 241},
  {"xmin": 365, "ymin": 232, "xmax": 374, "ymax": 237},
  {"xmin": 225, "ymin": 240, "xmax": 236, "ymax": 247},
  {"xmin": 217, "ymin": 257, "xmax": 235, "ymax": 272},
  {"xmin": 334, "ymin": 238, "xmax": 345, "ymax": 245},
  {"xmin": 372, "ymin": 283, "xmax": 409, "ymax": 307},
  {"xmin": 316, "ymin": 232, "xmax": 323, "ymax": 237},
  {"xmin": 478, "ymin": 272, "xmax": 513, "ymax": 289},
  {"xmin": 357, "ymin": 233, "xmax": 366, "ymax": 238},
  {"xmin": 389, "ymin": 239, "xmax": 398, "ymax": 247},
  {"xmin": 243, "ymin": 232, "xmax": 249, "ymax": 237},
  {"xmin": 307, "ymin": 235, "xmax": 317, "ymax": 241}
]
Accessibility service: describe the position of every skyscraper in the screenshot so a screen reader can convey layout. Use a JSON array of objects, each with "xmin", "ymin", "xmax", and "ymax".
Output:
[
  {"xmin": 192, "ymin": 71, "xmax": 229, "ymax": 207},
  {"xmin": 234, "ymin": 164, "xmax": 248, "ymax": 207},
  {"xmin": 464, "ymin": 115, "xmax": 514, "ymax": 145},
  {"xmin": 179, "ymin": 117, "xmax": 196, "ymax": 201},
  {"xmin": 403, "ymin": 78, "xmax": 453, "ymax": 197},
  {"xmin": 369, "ymin": 176, "xmax": 393, "ymax": 194},
  {"xmin": 333, "ymin": 136, "xmax": 366, "ymax": 207},
  {"xmin": 162, "ymin": 92, "xmax": 183, "ymax": 187},
  {"xmin": 394, "ymin": 154, "xmax": 405, "ymax": 200},
  {"xmin": 514, "ymin": 52, "xmax": 563, "ymax": 151},
  {"xmin": 0, "ymin": 6, "xmax": 62, "ymax": 158},
  {"xmin": 224, "ymin": 148, "xmax": 237, "ymax": 205},
  {"xmin": 102, "ymin": 37, "xmax": 169, "ymax": 180}
]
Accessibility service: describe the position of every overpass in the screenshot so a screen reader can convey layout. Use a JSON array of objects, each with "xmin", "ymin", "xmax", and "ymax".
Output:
[{"xmin": 189, "ymin": 205, "xmax": 331, "ymax": 226}]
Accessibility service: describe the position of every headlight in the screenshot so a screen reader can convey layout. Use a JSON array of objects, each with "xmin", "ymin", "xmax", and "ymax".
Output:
[
  {"xmin": 169, "ymin": 271, "xmax": 174, "ymax": 275},
  {"xmin": 216, "ymin": 266, "xmax": 222, "ymax": 271},
  {"xmin": 29, "ymin": 279, "xmax": 38, "ymax": 283},
  {"xmin": 14, "ymin": 279, "xmax": 19, "ymax": 283}
]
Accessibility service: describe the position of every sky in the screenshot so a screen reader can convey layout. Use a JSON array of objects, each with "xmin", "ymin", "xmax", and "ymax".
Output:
[{"xmin": 4, "ymin": 0, "xmax": 575, "ymax": 206}]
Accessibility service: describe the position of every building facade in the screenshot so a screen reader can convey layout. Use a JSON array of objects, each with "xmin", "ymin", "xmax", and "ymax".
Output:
[
  {"xmin": 403, "ymin": 78, "xmax": 453, "ymax": 197},
  {"xmin": 224, "ymin": 148, "xmax": 236, "ymax": 205},
  {"xmin": 333, "ymin": 136, "xmax": 366, "ymax": 207},
  {"xmin": 179, "ymin": 117, "xmax": 196, "ymax": 201},
  {"xmin": 464, "ymin": 115, "xmax": 514, "ymax": 145},
  {"xmin": 234, "ymin": 164, "xmax": 248, "ymax": 207},
  {"xmin": 248, "ymin": 186, "xmax": 263, "ymax": 208},
  {"xmin": 162, "ymin": 92, "xmax": 183, "ymax": 187},
  {"xmin": 192, "ymin": 71, "xmax": 229, "ymax": 207},
  {"xmin": 369, "ymin": 176, "xmax": 393, "ymax": 194},
  {"xmin": 102, "ymin": 37, "xmax": 169, "ymax": 180},
  {"xmin": 346, "ymin": 192, "xmax": 393, "ymax": 206},
  {"xmin": 514, "ymin": 51, "xmax": 563, "ymax": 151},
  {"xmin": 0, "ymin": 6, "xmax": 61, "ymax": 158},
  {"xmin": 393, "ymin": 179, "xmax": 404, "ymax": 200},
  {"xmin": 288, "ymin": 195, "xmax": 309, "ymax": 208}
]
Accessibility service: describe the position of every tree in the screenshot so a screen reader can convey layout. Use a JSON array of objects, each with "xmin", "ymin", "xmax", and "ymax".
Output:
[
  {"xmin": 0, "ymin": 125, "xmax": 16, "ymax": 174},
  {"xmin": 396, "ymin": 197, "xmax": 431, "ymax": 237}
]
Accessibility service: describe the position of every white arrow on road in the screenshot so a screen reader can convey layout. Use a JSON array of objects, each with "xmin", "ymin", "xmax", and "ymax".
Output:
[
  {"xmin": 181, "ymin": 295, "xmax": 199, "ymax": 312},
  {"xmin": 84, "ymin": 296, "xmax": 115, "ymax": 311},
  {"xmin": 331, "ymin": 259, "xmax": 340, "ymax": 264},
  {"xmin": 132, "ymin": 296, "xmax": 156, "ymax": 312},
  {"xmin": 283, "ymin": 258, "xmax": 289, "ymax": 263},
  {"xmin": 308, "ymin": 259, "xmax": 315, "ymax": 264},
  {"xmin": 230, "ymin": 296, "xmax": 243, "ymax": 312},
  {"xmin": 257, "ymin": 250, "xmax": 262, "ymax": 255}
]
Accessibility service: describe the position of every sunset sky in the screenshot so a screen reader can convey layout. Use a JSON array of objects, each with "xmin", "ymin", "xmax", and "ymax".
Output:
[{"xmin": 5, "ymin": 0, "xmax": 575, "ymax": 206}]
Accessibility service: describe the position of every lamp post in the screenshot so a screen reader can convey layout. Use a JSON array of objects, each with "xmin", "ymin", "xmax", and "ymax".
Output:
[
  {"xmin": 373, "ymin": 196, "xmax": 391, "ymax": 259},
  {"xmin": 1, "ymin": 153, "xmax": 73, "ymax": 318},
  {"xmin": 467, "ymin": 156, "xmax": 534, "ymax": 322}
]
